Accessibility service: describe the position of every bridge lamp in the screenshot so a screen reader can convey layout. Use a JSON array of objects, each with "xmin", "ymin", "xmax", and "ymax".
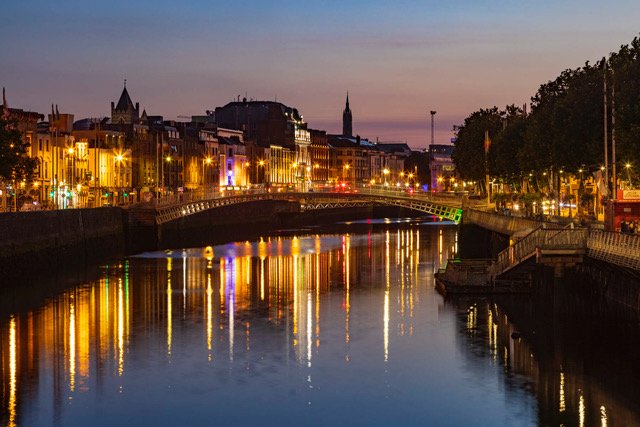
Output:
[
  {"xmin": 67, "ymin": 147, "xmax": 75, "ymax": 155},
  {"xmin": 116, "ymin": 154, "xmax": 124, "ymax": 163},
  {"xmin": 166, "ymin": 156, "xmax": 172, "ymax": 162},
  {"xmin": 259, "ymin": 160, "xmax": 265, "ymax": 166},
  {"xmin": 205, "ymin": 157, "xmax": 212, "ymax": 165}
]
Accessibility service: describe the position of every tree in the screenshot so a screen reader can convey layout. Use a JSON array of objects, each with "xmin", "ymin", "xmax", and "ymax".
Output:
[
  {"xmin": 609, "ymin": 37, "xmax": 640, "ymax": 172},
  {"xmin": 452, "ymin": 107, "xmax": 503, "ymax": 195},
  {"xmin": 0, "ymin": 115, "xmax": 38, "ymax": 183},
  {"xmin": 490, "ymin": 105, "xmax": 526, "ymax": 178}
]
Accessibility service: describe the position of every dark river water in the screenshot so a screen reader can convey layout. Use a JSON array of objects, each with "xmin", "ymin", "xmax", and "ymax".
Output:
[{"xmin": 1, "ymin": 219, "xmax": 639, "ymax": 426}]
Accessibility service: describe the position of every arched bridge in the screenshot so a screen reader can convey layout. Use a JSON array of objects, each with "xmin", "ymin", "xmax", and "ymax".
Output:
[{"xmin": 152, "ymin": 189, "xmax": 464, "ymax": 225}]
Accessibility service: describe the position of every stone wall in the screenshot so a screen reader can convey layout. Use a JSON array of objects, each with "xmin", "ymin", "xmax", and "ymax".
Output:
[
  {"xmin": 463, "ymin": 208, "xmax": 539, "ymax": 238},
  {"xmin": 0, "ymin": 208, "xmax": 125, "ymax": 281}
]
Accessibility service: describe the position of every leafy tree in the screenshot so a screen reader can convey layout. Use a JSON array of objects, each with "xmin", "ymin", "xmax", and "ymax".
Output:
[
  {"xmin": 609, "ymin": 37, "xmax": 640, "ymax": 172},
  {"xmin": 452, "ymin": 107, "xmax": 503, "ymax": 194},
  {"xmin": 0, "ymin": 115, "xmax": 38, "ymax": 183},
  {"xmin": 490, "ymin": 105, "xmax": 526, "ymax": 178}
]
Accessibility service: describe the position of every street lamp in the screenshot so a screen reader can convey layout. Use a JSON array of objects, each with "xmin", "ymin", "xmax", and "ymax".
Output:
[
  {"xmin": 66, "ymin": 147, "xmax": 76, "ymax": 207},
  {"xmin": 343, "ymin": 163, "xmax": 350, "ymax": 185},
  {"xmin": 625, "ymin": 163, "xmax": 633, "ymax": 187},
  {"xmin": 114, "ymin": 153, "xmax": 125, "ymax": 205},
  {"xmin": 162, "ymin": 155, "xmax": 172, "ymax": 196},
  {"xmin": 202, "ymin": 156, "xmax": 213, "ymax": 186}
]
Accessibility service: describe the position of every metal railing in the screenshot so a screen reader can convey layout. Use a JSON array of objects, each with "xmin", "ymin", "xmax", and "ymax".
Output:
[
  {"xmin": 490, "ymin": 225, "xmax": 589, "ymax": 278},
  {"xmin": 152, "ymin": 187, "xmax": 465, "ymax": 225},
  {"xmin": 587, "ymin": 230, "xmax": 640, "ymax": 271}
]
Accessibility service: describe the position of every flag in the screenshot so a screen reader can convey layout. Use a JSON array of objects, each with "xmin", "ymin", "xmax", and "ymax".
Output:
[
  {"xmin": 484, "ymin": 130, "xmax": 492, "ymax": 154},
  {"xmin": 594, "ymin": 170, "xmax": 608, "ymax": 197}
]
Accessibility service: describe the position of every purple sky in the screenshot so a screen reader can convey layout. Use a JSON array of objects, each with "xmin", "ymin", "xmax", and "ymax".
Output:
[{"xmin": 2, "ymin": 1, "xmax": 639, "ymax": 149}]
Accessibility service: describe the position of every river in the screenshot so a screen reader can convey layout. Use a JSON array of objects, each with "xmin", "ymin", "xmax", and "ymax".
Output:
[{"xmin": 1, "ymin": 218, "xmax": 639, "ymax": 426}]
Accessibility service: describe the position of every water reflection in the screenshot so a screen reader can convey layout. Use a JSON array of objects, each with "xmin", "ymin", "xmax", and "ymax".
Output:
[
  {"xmin": 1, "ymin": 222, "xmax": 638, "ymax": 426},
  {"xmin": 450, "ymin": 297, "xmax": 640, "ymax": 426}
]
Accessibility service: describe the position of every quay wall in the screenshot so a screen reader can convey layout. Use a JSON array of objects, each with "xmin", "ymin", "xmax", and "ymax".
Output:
[
  {"xmin": 463, "ymin": 208, "xmax": 539, "ymax": 237},
  {"xmin": 462, "ymin": 208, "xmax": 640, "ymax": 311},
  {"xmin": 0, "ymin": 208, "xmax": 125, "ymax": 283},
  {"xmin": 571, "ymin": 258, "xmax": 640, "ymax": 312}
]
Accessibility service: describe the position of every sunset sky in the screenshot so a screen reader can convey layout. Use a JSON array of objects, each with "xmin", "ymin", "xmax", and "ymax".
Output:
[{"xmin": 2, "ymin": 0, "xmax": 639, "ymax": 148}]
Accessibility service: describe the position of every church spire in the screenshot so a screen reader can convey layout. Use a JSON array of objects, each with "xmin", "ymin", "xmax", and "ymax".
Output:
[
  {"xmin": 342, "ymin": 91, "xmax": 352, "ymax": 137},
  {"xmin": 2, "ymin": 87, "xmax": 8, "ymax": 117}
]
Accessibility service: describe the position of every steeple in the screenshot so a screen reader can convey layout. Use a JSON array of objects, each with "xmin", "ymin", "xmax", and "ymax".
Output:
[
  {"xmin": 2, "ymin": 87, "xmax": 8, "ymax": 117},
  {"xmin": 342, "ymin": 91, "xmax": 352, "ymax": 137},
  {"xmin": 110, "ymin": 81, "xmax": 140, "ymax": 125}
]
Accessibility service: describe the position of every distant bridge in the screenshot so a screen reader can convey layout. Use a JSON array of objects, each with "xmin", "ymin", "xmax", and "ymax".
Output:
[{"xmin": 151, "ymin": 188, "xmax": 464, "ymax": 225}]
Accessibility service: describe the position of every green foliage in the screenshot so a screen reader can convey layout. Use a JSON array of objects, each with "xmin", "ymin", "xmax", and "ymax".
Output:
[
  {"xmin": 0, "ymin": 116, "xmax": 38, "ymax": 182},
  {"xmin": 453, "ymin": 34, "xmax": 640, "ymax": 184},
  {"xmin": 452, "ymin": 107, "xmax": 502, "ymax": 192}
]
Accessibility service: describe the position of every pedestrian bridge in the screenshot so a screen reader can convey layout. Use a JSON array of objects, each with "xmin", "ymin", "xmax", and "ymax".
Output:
[{"xmin": 152, "ymin": 188, "xmax": 464, "ymax": 225}]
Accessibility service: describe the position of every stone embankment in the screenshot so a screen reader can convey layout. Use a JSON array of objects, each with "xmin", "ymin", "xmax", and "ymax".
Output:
[{"xmin": 0, "ymin": 208, "xmax": 125, "ymax": 281}]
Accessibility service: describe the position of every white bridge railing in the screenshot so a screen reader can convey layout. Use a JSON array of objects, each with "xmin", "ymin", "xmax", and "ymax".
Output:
[{"xmin": 151, "ymin": 187, "xmax": 464, "ymax": 225}]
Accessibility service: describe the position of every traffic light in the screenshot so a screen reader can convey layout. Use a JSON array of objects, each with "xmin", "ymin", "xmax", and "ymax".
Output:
[
  {"xmin": 104, "ymin": 192, "xmax": 110, "ymax": 197},
  {"xmin": 49, "ymin": 190, "xmax": 54, "ymax": 198},
  {"xmin": 124, "ymin": 192, "xmax": 129, "ymax": 197}
]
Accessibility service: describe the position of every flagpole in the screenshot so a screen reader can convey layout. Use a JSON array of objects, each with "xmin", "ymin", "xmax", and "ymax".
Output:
[
  {"xmin": 484, "ymin": 130, "xmax": 490, "ymax": 205},
  {"xmin": 603, "ymin": 59, "xmax": 609, "ymax": 197}
]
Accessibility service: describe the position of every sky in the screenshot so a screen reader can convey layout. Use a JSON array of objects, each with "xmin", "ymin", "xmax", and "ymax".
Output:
[{"xmin": 1, "ymin": 0, "xmax": 640, "ymax": 149}]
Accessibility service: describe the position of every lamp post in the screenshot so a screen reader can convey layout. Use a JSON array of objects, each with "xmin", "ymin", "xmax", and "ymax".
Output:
[
  {"xmin": 67, "ymin": 147, "xmax": 75, "ymax": 207},
  {"xmin": 163, "ymin": 155, "xmax": 172, "ymax": 200},
  {"xmin": 202, "ymin": 157, "xmax": 212, "ymax": 187},
  {"xmin": 625, "ymin": 163, "xmax": 633, "ymax": 187},
  {"xmin": 343, "ymin": 163, "xmax": 350, "ymax": 186},
  {"xmin": 383, "ymin": 168, "xmax": 390, "ymax": 186},
  {"xmin": 258, "ymin": 160, "xmax": 265, "ymax": 185},
  {"xmin": 115, "ymin": 153, "xmax": 124, "ymax": 205}
]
